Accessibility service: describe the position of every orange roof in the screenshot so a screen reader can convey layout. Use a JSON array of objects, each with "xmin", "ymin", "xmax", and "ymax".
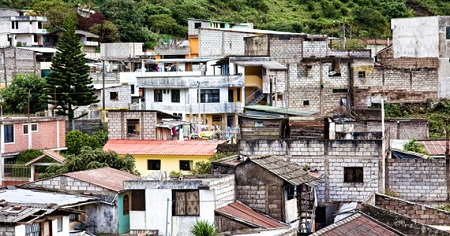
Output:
[
  {"xmin": 25, "ymin": 150, "xmax": 65, "ymax": 166},
  {"xmin": 103, "ymin": 140, "xmax": 224, "ymax": 156}
]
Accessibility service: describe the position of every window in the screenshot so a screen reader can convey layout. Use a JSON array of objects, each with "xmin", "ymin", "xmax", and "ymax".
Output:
[
  {"xmin": 180, "ymin": 160, "xmax": 192, "ymax": 171},
  {"xmin": 154, "ymin": 89, "xmax": 162, "ymax": 102},
  {"xmin": 23, "ymin": 124, "xmax": 38, "ymax": 134},
  {"xmin": 344, "ymin": 167, "xmax": 363, "ymax": 183},
  {"xmin": 237, "ymin": 89, "xmax": 241, "ymax": 101},
  {"xmin": 171, "ymin": 89, "xmax": 180, "ymax": 103},
  {"xmin": 123, "ymin": 194, "xmax": 130, "ymax": 215},
  {"xmin": 33, "ymin": 34, "xmax": 38, "ymax": 43},
  {"xmin": 332, "ymin": 89, "xmax": 348, "ymax": 93},
  {"xmin": 11, "ymin": 21, "xmax": 18, "ymax": 29},
  {"xmin": 57, "ymin": 217, "xmax": 63, "ymax": 232},
  {"xmin": 447, "ymin": 27, "xmax": 450, "ymax": 39},
  {"xmin": 131, "ymin": 190, "xmax": 146, "ymax": 211},
  {"xmin": 147, "ymin": 160, "xmax": 161, "ymax": 170},
  {"xmin": 212, "ymin": 115, "xmax": 221, "ymax": 122},
  {"xmin": 38, "ymin": 22, "xmax": 42, "ymax": 29},
  {"xmin": 358, "ymin": 71, "xmax": 366, "ymax": 78},
  {"xmin": 199, "ymin": 89, "xmax": 220, "ymax": 103},
  {"xmin": 130, "ymin": 84, "xmax": 135, "ymax": 95},
  {"xmin": 254, "ymin": 121, "xmax": 264, "ymax": 128},
  {"xmin": 4, "ymin": 124, "xmax": 13, "ymax": 143},
  {"xmin": 228, "ymin": 89, "xmax": 234, "ymax": 102},
  {"xmin": 194, "ymin": 22, "xmax": 201, "ymax": 29},
  {"xmin": 173, "ymin": 190, "xmax": 200, "ymax": 216},
  {"xmin": 127, "ymin": 119, "xmax": 140, "ymax": 135},
  {"xmin": 25, "ymin": 222, "xmax": 40, "ymax": 236},
  {"xmin": 303, "ymin": 100, "xmax": 309, "ymax": 106},
  {"xmin": 110, "ymin": 92, "xmax": 118, "ymax": 100}
]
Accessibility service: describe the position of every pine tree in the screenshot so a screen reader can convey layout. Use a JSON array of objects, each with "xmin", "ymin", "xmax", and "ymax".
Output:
[{"xmin": 44, "ymin": 15, "xmax": 98, "ymax": 121}]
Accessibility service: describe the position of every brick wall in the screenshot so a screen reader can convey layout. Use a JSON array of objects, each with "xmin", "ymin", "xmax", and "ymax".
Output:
[
  {"xmin": 352, "ymin": 64, "xmax": 438, "ymax": 108},
  {"xmin": 66, "ymin": 119, "xmax": 103, "ymax": 135},
  {"xmin": 347, "ymin": 119, "xmax": 429, "ymax": 140},
  {"xmin": 244, "ymin": 35, "xmax": 269, "ymax": 56},
  {"xmin": 362, "ymin": 203, "xmax": 450, "ymax": 236},
  {"xmin": 208, "ymin": 174, "xmax": 235, "ymax": 208},
  {"xmin": 4, "ymin": 118, "xmax": 66, "ymax": 154},
  {"xmin": 239, "ymin": 139, "xmax": 383, "ymax": 203},
  {"xmin": 215, "ymin": 215, "xmax": 254, "ymax": 232},
  {"xmin": 268, "ymin": 35, "xmax": 303, "ymax": 59},
  {"xmin": 98, "ymin": 85, "xmax": 131, "ymax": 109},
  {"xmin": 373, "ymin": 193, "xmax": 450, "ymax": 225},
  {"xmin": 235, "ymin": 161, "xmax": 285, "ymax": 221},
  {"xmin": 303, "ymin": 41, "xmax": 328, "ymax": 58},
  {"xmin": 23, "ymin": 176, "xmax": 116, "ymax": 195},
  {"xmin": 188, "ymin": 20, "xmax": 209, "ymax": 37},
  {"xmin": 108, "ymin": 111, "xmax": 157, "ymax": 140},
  {"xmin": 387, "ymin": 158, "xmax": 446, "ymax": 202},
  {"xmin": 101, "ymin": 43, "xmax": 144, "ymax": 59},
  {"xmin": 0, "ymin": 225, "xmax": 14, "ymax": 236},
  {"xmin": 199, "ymin": 29, "xmax": 253, "ymax": 57},
  {"xmin": 0, "ymin": 47, "xmax": 39, "ymax": 85}
]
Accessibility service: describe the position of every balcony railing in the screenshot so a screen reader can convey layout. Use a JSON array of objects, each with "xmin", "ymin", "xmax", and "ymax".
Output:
[
  {"xmin": 147, "ymin": 102, "xmax": 243, "ymax": 114},
  {"xmin": 138, "ymin": 75, "xmax": 244, "ymax": 88},
  {"xmin": 3, "ymin": 164, "xmax": 30, "ymax": 179}
]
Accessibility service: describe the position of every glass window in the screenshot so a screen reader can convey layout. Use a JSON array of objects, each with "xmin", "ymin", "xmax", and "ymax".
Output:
[
  {"xmin": 57, "ymin": 217, "xmax": 63, "ymax": 232},
  {"xmin": 154, "ymin": 89, "xmax": 162, "ymax": 102},
  {"xmin": 194, "ymin": 22, "xmax": 201, "ymax": 29},
  {"xmin": 228, "ymin": 89, "xmax": 234, "ymax": 102},
  {"xmin": 344, "ymin": 167, "xmax": 364, "ymax": 183},
  {"xmin": 4, "ymin": 124, "xmax": 13, "ymax": 143},
  {"xmin": 25, "ymin": 222, "xmax": 40, "ymax": 236},
  {"xmin": 358, "ymin": 71, "xmax": 366, "ymax": 78},
  {"xmin": 171, "ymin": 89, "xmax": 180, "ymax": 103},
  {"xmin": 173, "ymin": 190, "xmax": 199, "ymax": 216},
  {"xmin": 180, "ymin": 160, "xmax": 192, "ymax": 171},
  {"xmin": 110, "ymin": 92, "xmax": 118, "ymax": 100},
  {"xmin": 199, "ymin": 89, "xmax": 220, "ymax": 103},
  {"xmin": 147, "ymin": 160, "xmax": 161, "ymax": 170},
  {"xmin": 447, "ymin": 27, "xmax": 450, "ymax": 39}
]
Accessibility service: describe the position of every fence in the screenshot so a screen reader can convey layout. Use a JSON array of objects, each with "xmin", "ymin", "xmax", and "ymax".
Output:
[{"xmin": 3, "ymin": 164, "xmax": 30, "ymax": 179}]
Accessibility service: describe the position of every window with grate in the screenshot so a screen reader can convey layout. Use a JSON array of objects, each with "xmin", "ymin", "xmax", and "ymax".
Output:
[
  {"xmin": 154, "ymin": 89, "xmax": 163, "ymax": 102},
  {"xmin": 199, "ymin": 89, "xmax": 220, "ymax": 103},
  {"xmin": 131, "ymin": 190, "xmax": 146, "ymax": 211},
  {"xmin": 171, "ymin": 89, "xmax": 180, "ymax": 103},
  {"xmin": 25, "ymin": 222, "xmax": 40, "ymax": 236},
  {"xmin": 4, "ymin": 124, "xmax": 13, "ymax": 143},
  {"xmin": 173, "ymin": 190, "xmax": 200, "ymax": 216}
]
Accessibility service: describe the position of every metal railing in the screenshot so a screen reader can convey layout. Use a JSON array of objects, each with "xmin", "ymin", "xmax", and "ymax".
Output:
[{"xmin": 3, "ymin": 164, "xmax": 30, "ymax": 178}]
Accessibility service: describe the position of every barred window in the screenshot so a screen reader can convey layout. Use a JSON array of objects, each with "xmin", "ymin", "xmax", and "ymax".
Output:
[{"xmin": 173, "ymin": 190, "xmax": 199, "ymax": 216}]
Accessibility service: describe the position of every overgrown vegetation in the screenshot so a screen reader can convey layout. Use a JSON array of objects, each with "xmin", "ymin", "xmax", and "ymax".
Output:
[
  {"xmin": 190, "ymin": 152, "xmax": 234, "ymax": 175},
  {"xmin": 2, "ymin": 0, "xmax": 447, "ymax": 49},
  {"xmin": 41, "ymin": 146, "xmax": 139, "ymax": 178},
  {"xmin": 403, "ymin": 138, "xmax": 429, "ymax": 155},
  {"xmin": 436, "ymin": 204, "xmax": 450, "ymax": 212}
]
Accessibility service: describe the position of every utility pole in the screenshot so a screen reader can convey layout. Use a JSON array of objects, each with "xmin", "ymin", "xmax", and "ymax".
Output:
[
  {"xmin": 2, "ymin": 47, "xmax": 6, "ymax": 88},
  {"xmin": 102, "ymin": 59, "xmax": 105, "ymax": 110},
  {"xmin": 27, "ymin": 89, "xmax": 30, "ymax": 119},
  {"xmin": 197, "ymin": 81, "xmax": 201, "ymax": 125},
  {"xmin": 342, "ymin": 22, "xmax": 346, "ymax": 49}
]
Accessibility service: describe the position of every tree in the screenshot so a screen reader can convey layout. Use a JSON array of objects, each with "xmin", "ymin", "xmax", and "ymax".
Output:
[
  {"xmin": 89, "ymin": 21, "xmax": 120, "ymax": 43},
  {"xmin": 43, "ymin": 16, "xmax": 98, "ymax": 123},
  {"xmin": 403, "ymin": 138, "xmax": 429, "ymax": 156},
  {"xmin": 42, "ymin": 146, "xmax": 140, "ymax": 178},
  {"xmin": 32, "ymin": 0, "xmax": 77, "ymax": 32},
  {"xmin": 66, "ymin": 130, "xmax": 100, "ymax": 155},
  {"xmin": 0, "ymin": 74, "xmax": 47, "ymax": 114}
]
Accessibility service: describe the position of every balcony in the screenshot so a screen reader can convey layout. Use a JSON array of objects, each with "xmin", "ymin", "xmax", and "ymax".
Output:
[
  {"xmin": 138, "ymin": 75, "xmax": 244, "ymax": 88},
  {"xmin": 11, "ymin": 16, "xmax": 46, "ymax": 22},
  {"xmin": 147, "ymin": 102, "xmax": 243, "ymax": 114}
]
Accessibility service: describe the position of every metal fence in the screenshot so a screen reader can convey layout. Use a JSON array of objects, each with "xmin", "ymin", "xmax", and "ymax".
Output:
[{"xmin": 3, "ymin": 164, "xmax": 30, "ymax": 178}]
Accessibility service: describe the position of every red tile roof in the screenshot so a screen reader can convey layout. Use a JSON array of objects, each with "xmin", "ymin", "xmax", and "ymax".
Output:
[
  {"xmin": 216, "ymin": 201, "xmax": 287, "ymax": 229},
  {"xmin": 418, "ymin": 140, "xmax": 446, "ymax": 155},
  {"xmin": 311, "ymin": 213, "xmax": 401, "ymax": 236},
  {"xmin": 64, "ymin": 167, "xmax": 139, "ymax": 192},
  {"xmin": 25, "ymin": 149, "xmax": 65, "ymax": 166},
  {"xmin": 103, "ymin": 140, "xmax": 224, "ymax": 156}
]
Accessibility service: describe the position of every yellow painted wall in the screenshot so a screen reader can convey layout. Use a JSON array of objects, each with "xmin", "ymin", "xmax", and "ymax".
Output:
[
  {"xmin": 132, "ymin": 154, "xmax": 210, "ymax": 176},
  {"xmin": 155, "ymin": 55, "xmax": 161, "ymax": 60},
  {"xmin": 189, "ymin": 38, "xmax": 199, "ymax": 56}
]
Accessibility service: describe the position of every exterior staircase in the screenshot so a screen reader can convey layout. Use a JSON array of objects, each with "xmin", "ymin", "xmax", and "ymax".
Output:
[{"xmin": 246, "ymin": 88, "xmax": 265, "ymax": 106}]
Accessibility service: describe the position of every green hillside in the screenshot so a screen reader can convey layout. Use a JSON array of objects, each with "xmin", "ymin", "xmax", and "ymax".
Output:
[{"xmin": 1, "ymin": 0, "xmax": 448, "ymax": 46}]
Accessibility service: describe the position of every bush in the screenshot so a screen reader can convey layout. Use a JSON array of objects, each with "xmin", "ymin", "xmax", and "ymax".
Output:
[
  {"xmin": 16, "ymin": 149, "xmax": 43, "ymax": 164},
  {"xmin": 403, "ymin": 138, "xmax": 429, "ymax": 156},
  {"xmin": 191, "ymin": 220, "xmax": 217, "ymax": 236},
  {"xmin": 66, "ymin": 130, "xmax": 100, "ymax": 155}
]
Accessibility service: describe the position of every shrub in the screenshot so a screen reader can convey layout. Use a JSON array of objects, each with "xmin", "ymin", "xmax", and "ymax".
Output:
[{"xmin": 191, "ymin": 220, "xmax": 217, "ymax": 236}]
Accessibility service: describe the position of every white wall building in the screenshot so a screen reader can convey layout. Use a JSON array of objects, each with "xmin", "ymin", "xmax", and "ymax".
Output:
[{"xmin": 0, "ymin": 9, "xmax": 47, "ymax": 47}]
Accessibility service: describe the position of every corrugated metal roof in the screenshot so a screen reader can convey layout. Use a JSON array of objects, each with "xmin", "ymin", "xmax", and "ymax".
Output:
[
  {"xmin": 216, "ymin": 201, "xmax": 288, "ymax": 229},
  {"xmin": 311, "ymin": 213, "xmax": 402, "ymax": 236},
  {"xmin": 64, "ymin": 167, "xmax": 139, "ymax": 192},
  {"xmin": 104, "ymin": 140, "xmax": 224, "ymax": 156},
  {"xmin": 244, "ymin": 105, "xmax": 317, "ymax": 117},
  {"xmin": 246, "ymin": 156, "xmax": 322, "ymax": 186},
  {"xmin": 25, "ymin": 149, "xmax": 65, "ymax": 166},
  {"xmin": 0, "ymin": 205, "xmax": 55, "ymax": 223},
  {"xmin": 418, "ymin": 140, "xmax": 446, "ymax": 156},
  {"xmin": 0, "ymin": 189, "xmax": 95, "ymax": 206},
  {"xmin": 234, "ymin": 61, "xmax": 287, "ymax": 70}
]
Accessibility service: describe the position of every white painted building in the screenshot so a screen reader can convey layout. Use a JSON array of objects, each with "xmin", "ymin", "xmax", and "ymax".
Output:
[
  {"xmin": 124, "ymin": 174, "xmax": 235, "ymax": 236},
  {"xmin": 0, "ymin": 9, "xmax": 47, "ymax": 47}
]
